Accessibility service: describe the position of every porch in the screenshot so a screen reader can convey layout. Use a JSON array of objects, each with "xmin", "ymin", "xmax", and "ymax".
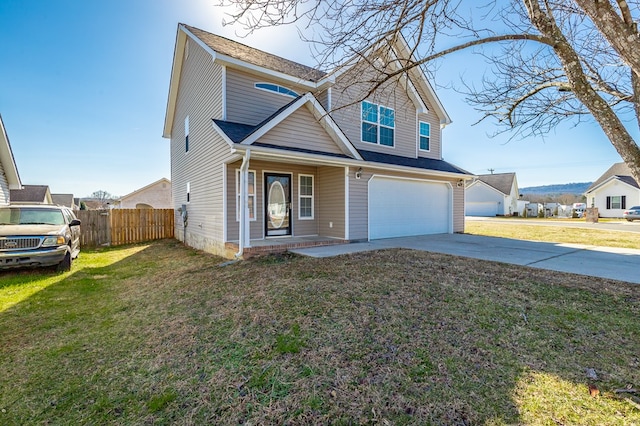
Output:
[{"xmin": 225, "ymin": 235, "xmax": 349, "ymax": 258}]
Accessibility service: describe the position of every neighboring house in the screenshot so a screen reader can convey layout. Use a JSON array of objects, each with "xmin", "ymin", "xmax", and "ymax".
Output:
[
  {"xmin": 10, "ymin": 185, "xmax": 52, "ymax": 204},
  {"xmin": 465, "ymin": 173, "xmax": 519, "ymax": 216},
  {"xmin": 163, "ymin": 24, "xmax": 472, "ymax": 258},
  {"xmin": 114, "ymin": 178, "xmax": 172, "ymax": 209},
  {"xmin": 52, "ymin": 193, "xmax": 76, "ymax": 209},
  {"xmin": 585, "ymin": 162, "xmax": 640, "ymax": 218},
  {"xmin": 0, "ymin": 114, "xmax": 22, "ymax": 205}
]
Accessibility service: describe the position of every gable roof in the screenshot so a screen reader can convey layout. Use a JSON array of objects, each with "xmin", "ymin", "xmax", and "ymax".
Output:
[
  {"xmin": 117, "ymin": 178, "xmax": 171, "ymax": 202},
  {"xmin": 212, "ymin": 92, "xmax": 363, "ymax": 160},
  {"xmin": 586, "ymin": 162, "xmax": 639, "ymax": 192},
  {"xmin": 184, "ymin": 25, "xmax": 326, "ymax": 82},
  {"xmin": 10, "ymin": 185, "xmax": 52, "ymax": 203},
  {"xmin": 470, "ymin": 173, "xmax": 517, "ymax": 196},
  {"xmin": 0, "ymin": 114, "xmax": 22, "ymax": 190},
  {"xmin": 51, "ymin": 194, "xmax": 75, "ymax": 208}
]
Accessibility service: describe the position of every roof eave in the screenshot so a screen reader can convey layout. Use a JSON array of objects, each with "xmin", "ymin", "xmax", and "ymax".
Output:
[
  {"xmin": 163, "ymin": 27, "xmax": 188, "ymax": 138},
  {"xmin": 0, "ymin": 115, "xmax": 22, "ymax": 188}
]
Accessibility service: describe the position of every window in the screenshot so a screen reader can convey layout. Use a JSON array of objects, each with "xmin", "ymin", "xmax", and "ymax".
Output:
[
  {"xmin": 236, "ymin": 170, "xmax": 256, "ymax": 221},
  {"xmin": 185, "ymin": 116, "xmax": 190, "ymax": 152},
  {"xmin": 419, "ymin": 121, "xmax": 430, "ymax": 151},
  {"xmin": 361, "ymin": 101, "xmax": 394, "ymax": 147},
  {"xmin": 298, "ymin": 175, "xmax": 314, "ymax": 219},
  {"xmin": 186, "ymin": 182, "xmax": 190, "ymax": 203},
  {"xmin": 254, "ymin": 83, "xmax": 299, "ymax": 98},
  {"xmin": 606, "ymin": 195, "xmax": 626, "ymax": 209}
]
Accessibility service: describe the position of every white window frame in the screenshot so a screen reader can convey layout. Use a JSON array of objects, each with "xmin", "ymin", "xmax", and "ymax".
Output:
[
  {"xmin": 611, "ymin": 195, "xmax": 622, "ymax": 209},
  {"xmin": 236, "ymin": 169, "xmax": 257, "ymax": 222},
  {"xmin": 186, "ymin": 182, "xmax": 190, "ymax": 203},
  {"xmin": 418, "ymin": 121, "xmax": 431, "ymax": 152},
  {"xmin": 298, "ymin": 174, "xmax": 314, "ymax": 220},
  {"xmin": 361, "ymin": 101, "xmax": 395, "ymax": 147},
  {"xmin": 254, "ymin": 82, "xmax": 299, "ymax": 98}
]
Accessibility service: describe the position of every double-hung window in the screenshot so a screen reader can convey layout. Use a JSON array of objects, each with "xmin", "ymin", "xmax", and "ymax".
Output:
[
  {"xmin": 298, "ymin": 174, "xmax": 314, "ymax": 220},
  {"xmin": 361, "ymin": 101, "xmax": 394, "ymax": 147},
  {"xmin": 185, "ymin": 116, "xmax": 190, "ymax": 153},
  {"xmin": 419, "ymin": 121, "xmax": 430, "ymax": 151},
  {"xmin": 236, "ymin": 170, "xmax": 256, "ymax": 221},
  {"xmin": 606, "ymin": 195, "xmax": 626, "ymax": 210}
]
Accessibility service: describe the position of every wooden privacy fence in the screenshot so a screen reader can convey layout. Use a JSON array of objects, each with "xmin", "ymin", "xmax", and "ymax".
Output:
[{"xmin": 77, "ymin": 209, "xmax": 175, "ymax": 247}]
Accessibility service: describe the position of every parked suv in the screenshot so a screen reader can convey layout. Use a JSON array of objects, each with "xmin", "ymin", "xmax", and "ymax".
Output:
[{"xmin": 0, "ymin": 204, "xmax": 81, "ymax": 271}]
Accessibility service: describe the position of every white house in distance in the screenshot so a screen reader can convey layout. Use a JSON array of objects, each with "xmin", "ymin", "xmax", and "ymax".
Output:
[
  {"xmin": 585, "ymin": 162, "xmax": 639, "ymax": 218},
  {"xmin": 465, "ymin": 172, "xmax": 520, "ymax": 216},
  {"xmin": 113, "ymin": 178, "xmax": 172, "ymax": 209},
  {"xmin": 0, "ymin": 114, "xmax": 22, "ymax": 204}
]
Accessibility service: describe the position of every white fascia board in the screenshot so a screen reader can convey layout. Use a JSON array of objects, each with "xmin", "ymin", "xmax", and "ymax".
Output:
[
  {"xmin": 233, "ymin": 143, "xmax": 470, "ymax": 179},
  {"xmin": 163, "ymin": 28, "xmax": 187, "ymax": 138},
  {"xmin": 241, "ymin": 95, "xmax": 310, "ymax": 145},
  {"xmin": 305, "ymin": 95, "xmax": 363, "ymax": 160},
  {"xmin": 588, "ymin": 176, "xmax": 637, "ymax": 194},
  {"xmin": 475, "ymin": 180, "xmax": 507, "ymax": 197},
  {"xmin": 0, "ymin": 117, "xmax": 21, "ymax": 188},
  {"xmin": 211, "ymin": 121, "xmax": 237, "ymax": 147}
]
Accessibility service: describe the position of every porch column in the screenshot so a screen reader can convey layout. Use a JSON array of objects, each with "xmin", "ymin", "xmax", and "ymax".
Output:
[{"xmin": 236, "ymin": 149, "xmax": 251, "ymax": 258}]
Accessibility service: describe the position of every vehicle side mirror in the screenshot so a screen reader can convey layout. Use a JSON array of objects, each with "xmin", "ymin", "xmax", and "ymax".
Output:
[{"xmin": 70, "ymin": 219, "xmax": 81, "ymax": 227}]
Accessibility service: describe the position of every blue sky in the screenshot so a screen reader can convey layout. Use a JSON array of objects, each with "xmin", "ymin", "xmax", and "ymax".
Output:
[{"xmin": 0, "ymin": 0, "xmax": 630, "ymax": 197}]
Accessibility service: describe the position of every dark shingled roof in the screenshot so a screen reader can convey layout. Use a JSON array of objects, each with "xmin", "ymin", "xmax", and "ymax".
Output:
[
  {"xmin": 359, "ymin": 150, "xmax": 472, "ymax": 175},
  {"xmin": 473, "ymin": 172, "xmax": 516, "ymax": 195},
  {"xmin": 587, "ymin": 162, "xmax": 639, "ymax": 191},
  {"xmin": 10, "ymin": 185, "xmax": 49, "ymax": 202},
  {"xmin": 252, "ymin": 142, "xmax": 350, "ymax": 159},
  {"xmin": 213, "ymin": 120, "xmax": 256, "ymax": 143},
  {"xmin": 184, "ymin": 25, "xmax": 327, "ymax": 82}
]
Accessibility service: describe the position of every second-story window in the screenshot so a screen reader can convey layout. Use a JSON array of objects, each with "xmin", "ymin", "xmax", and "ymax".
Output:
[
  {"xmin": 254, "ymin": 83, "xmax": 299, "ymax": 98},
  {"xmin": 361, "ymin": 101, "xmax": 394, "ymax": 147},
  {"xmin": 419, "ymin": 121, "xmax": 430, "ymax": 151}
]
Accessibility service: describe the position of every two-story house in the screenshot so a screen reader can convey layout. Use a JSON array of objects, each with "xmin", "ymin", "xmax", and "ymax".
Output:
[
  {"xmin": 0, "ymin": 114, "xmax": 22, "ymax": 205},
  {"xmin": 163, "ymin": 24, "xmax": 472, "ymax": 258}
]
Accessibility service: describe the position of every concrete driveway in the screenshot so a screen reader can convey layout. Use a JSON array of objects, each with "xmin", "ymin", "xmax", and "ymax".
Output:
[{"xmin": 290, "ymin": 233, "xmax": 640, "ymax": 284}]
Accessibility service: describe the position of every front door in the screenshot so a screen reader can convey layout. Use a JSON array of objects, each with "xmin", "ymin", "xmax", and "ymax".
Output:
[{"xmin": 265, "ymin": 173, "xmax": 292, "ymax": 237}]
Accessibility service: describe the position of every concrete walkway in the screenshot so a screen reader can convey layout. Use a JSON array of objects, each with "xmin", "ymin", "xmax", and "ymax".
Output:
[{"xmin": 290, "ymin": 233, "xmax": 640, "ymax": 284}]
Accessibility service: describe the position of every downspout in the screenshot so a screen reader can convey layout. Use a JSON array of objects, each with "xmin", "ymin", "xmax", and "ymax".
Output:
[{"xmin": 235, "ymin": 149, "xmax": 250, "ymax": 258}]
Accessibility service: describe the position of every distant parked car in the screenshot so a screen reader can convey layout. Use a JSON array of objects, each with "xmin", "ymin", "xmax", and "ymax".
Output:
[
  {"xmin": 623, "ymin": 206, "xmax": 640, "ymax": 222},
  {"xmin": 0, "ymin": 204, "xmax": 81, "ymax": 271}
]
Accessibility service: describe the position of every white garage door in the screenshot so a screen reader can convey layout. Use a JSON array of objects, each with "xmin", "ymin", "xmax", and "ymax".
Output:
[
  {"xmin": 369, "ymin": 177, "xmax": 451, "ymax": 240},
  {"xmin": 466, "ymin": 201, "xmax": 499, "ymax": 217}
]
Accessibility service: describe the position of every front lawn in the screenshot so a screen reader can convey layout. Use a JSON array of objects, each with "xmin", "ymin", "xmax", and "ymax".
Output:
[{"xmin": 0, "ymin": 240, "xmax": 638, "ymax": 425}]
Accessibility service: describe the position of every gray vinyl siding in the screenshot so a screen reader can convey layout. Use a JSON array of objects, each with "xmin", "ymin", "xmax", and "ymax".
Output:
[
  {"xmin": 453, "ymin": 185, "xmax": 464, "ymax": 233},
  {"xmin": 331, "ymin": 65, "xmax": 417, "ymax": 158},
  {"xmin": 171, "ymin": 36, "xmax": 230, "ymax": 256},
  {"xmin": 258, "ymin": 107, "xmax": 345, "ymax": 155},
  {"xmin": 226, "ymin": 69, "xmax": 309, "ymax": 125},
  {"xmin": 226, "ymin": 160, "xmax": 348, "ymax": 241},
  {"xmin": 317, "ymin": 166, "xmax": 345, "ymax": 238},
  {"xmin": 0, "ymin": 162, "xmax": 9, "ymax": 205},
  {"xmin": 314, "ymin": 88, "xmax": 330, "ymax": 111},
  {"xmin": 417, "ymin": 110, "xmax": 442, "ymax": 160}
]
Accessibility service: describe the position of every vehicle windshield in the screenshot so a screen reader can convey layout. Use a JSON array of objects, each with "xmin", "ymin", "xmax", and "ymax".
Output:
[{"xmin": 0, "ymin": 208, "xmax": 65, "ymax": 225}]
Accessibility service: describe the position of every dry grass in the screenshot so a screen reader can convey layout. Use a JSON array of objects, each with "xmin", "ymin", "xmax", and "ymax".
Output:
[
  {"xmin": 0, "ymin": 240, "xmax": 638, "ymax": 425},
  {"xmin": 465, "ymin": 221, "xmax": 640, "ymax": 249}
]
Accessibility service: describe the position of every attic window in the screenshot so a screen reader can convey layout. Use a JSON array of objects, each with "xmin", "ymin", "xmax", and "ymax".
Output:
[{"xmin": 255, "ymin": 83, "xmax": 299, "ymax": 98}]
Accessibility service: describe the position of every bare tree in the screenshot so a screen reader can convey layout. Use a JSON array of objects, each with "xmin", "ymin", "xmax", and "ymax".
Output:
[
  {"xmin": 218, "ymin": 0, "xmax": 640, "ymax": 184},
  {"xmin": 89, "ymin": 190, "xmax": 117, "ymax": 209}
]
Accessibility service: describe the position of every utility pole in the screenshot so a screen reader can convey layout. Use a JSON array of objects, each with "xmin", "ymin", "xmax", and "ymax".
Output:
[{"xmin": 488, "ymin": 168, "xmax": 495, "ymax": 174}]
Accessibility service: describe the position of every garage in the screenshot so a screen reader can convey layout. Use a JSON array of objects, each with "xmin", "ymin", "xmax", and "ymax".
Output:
[
  {"xmin": 466, "ymin": 201, "xmax": 499, "ymax": 217},
  {"xmin": 368, "ymin": 176, "xmax": 451, "ymax": 240}
]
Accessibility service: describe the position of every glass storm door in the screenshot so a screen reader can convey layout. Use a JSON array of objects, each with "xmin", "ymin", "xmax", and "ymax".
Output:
[{"xmin": 265, "ymin": 173, "xmax": 292, "ymax": 236}]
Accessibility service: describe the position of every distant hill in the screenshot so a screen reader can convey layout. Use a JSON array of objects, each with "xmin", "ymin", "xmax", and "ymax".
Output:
[{"xmin": 520, "ymin": 182, "xmax": 592, "ymax": 195}]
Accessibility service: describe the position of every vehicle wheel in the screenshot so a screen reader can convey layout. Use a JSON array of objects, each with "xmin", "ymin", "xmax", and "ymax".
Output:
[
  {"xmin": 628, "ymin": 219, "xmax": 633, "ymax": 222},
  {"xmin": 57, "ymin": 252, "xmax": 72, "ymax": 272}
]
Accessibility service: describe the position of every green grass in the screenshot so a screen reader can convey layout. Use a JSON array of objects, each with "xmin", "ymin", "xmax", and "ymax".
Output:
[
  {"xmin": 466, "ymin": 221, "xmax": 640, "ymax": 249},
  {"xmin": 0, "ymin": 240, "xmax": 638, "ymax": 425}
]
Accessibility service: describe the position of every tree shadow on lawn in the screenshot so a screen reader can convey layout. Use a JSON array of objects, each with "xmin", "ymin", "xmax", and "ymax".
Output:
[{"xmin": 0, "ymin": 240, "xmax": 638, "ymax": 425}]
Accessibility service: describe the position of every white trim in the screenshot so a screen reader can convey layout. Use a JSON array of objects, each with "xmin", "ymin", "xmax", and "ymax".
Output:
[
  {"xmin": 327, "ymin": 87, "xmax": 332, "ymax": 111},
  {"xmin": 263, "ymin": 170, "xmax": 294, "ymax": 237},
  {"xmin": 298, "ymin": 174, "xmax": 314, "ymax": 220},
  {"xmin": 223, "ymin": 163, "xmax": 227, "ymax": 242},
  {"xmin": 344, "ymin": 166, "xmax": 350, "ymax": 240},
  {"xmin": 222, "ymin": 66, "xmax": 227, "ymax": 120},
  {"xmin": 254, "ymin": 82, "xmax": 299, "ymax": 98},
  {"xmin": 186, "ymin": 182, "xmax": 191, "ymax": 204},
  {"xmin": 211, "ymin": 120, "xmax": 236, "ymax": 147},
  {"xmin": 0, "ymin": 115, "xmax": 22, "ymax": 189},
  {"xmin": 367, "ymin": 174, "xmax": 453, "ymax": 241},
  {"xmin": 585, "ymin": 175, "xmax": 638, "ymax": 194},
  {"xmin": 361, "ymin": 101, "xmax": 395, "ymax": 148},
  {"xmin": 235, "ymin": 169, "xmax": 257, "ymax": 222},
  {"xmin": 418, "ymin": 120, "xmax": 431, "ymax": 152},
  {"xmin": 185, "ymin": 115, "xmax": 190, "ymax": 153}
]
